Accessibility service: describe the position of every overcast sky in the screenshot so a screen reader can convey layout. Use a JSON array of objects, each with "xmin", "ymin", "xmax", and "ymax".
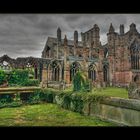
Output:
[{"xmin": 0, "ymin": 14, "xmax": 140, "ymax": 58}]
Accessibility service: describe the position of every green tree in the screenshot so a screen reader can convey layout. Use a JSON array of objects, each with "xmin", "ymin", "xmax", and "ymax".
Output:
[
  {"xmin": 0, "ymin": 70, "xmax": 6, "ymax": 85},
  {"xmin": 73, "ymin": 71, "xmax": 92, "ymax": 92}
]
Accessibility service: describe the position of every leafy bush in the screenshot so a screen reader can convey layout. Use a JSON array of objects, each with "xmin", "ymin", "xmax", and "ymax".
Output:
[
  {"xmin": 21, "ymin": 79, "xmax": 39, "ymax": 86},
  {"xmin": 28, "ymin": 92, "xmax": 41, "ymax": 104},
  {"xmin": 42, "ymin": 89, "xmax": 57, "ymax": 103},
  {"xmin": 8, "ymin": 69, "xmax": 29, "ymax": 86},
  {"xmin": 82, "ymin": 79, "xmax": 92, "ymax": 92},
  {"xmin": 61, "ymin": 93, "xmax": 72, "ymax": 109},
  {"xmin": 73, "ymin": 71, "xmax": 92, "ymax": 92},
  {"xmin": 20, "ymin": 93, "xmax": 31, "ymax": 102},
  {"xmin": 27, "ymin": 89, "xmax": 56, "ymax": 104},
  {"xmin": 0, "ymin": 69, "xmax": 40, "ymax": 87},
  {"xmin": 0, "ymin": 94, "xmax": 15, "ymax": 108},
  {"xmin": 71, "ymin": 93, "xmax": 84, "ymax": 113},
  {"xmin": 0, "ymin": 94, "xmax": 13, "ymax": 103},
  {"xmin": 0, "ymin": 70, "xmax": 6, "ymax": 85},
  {"xmin": 8, "ymin": 101, "xmax": 22, "ymax": 107},
  {"xmin": 73, "ymin": 71, "xmax": 84, "ymax": 91}
]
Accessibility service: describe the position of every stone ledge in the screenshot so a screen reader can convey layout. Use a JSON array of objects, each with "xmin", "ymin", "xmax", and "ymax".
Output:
[{"xmin": 101, "ymin": 97, "xmax": 140, "ymax": 111}]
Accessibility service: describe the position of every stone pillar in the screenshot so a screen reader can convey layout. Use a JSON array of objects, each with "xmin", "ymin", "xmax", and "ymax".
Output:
[
  {"xmin": 59, "ymin": 67, "xmax": 62, "ymax": 81},
  {"xmin": 64, "ymin": 64, "xmax": 70, "ymax": 84},
  {"xmin": 42, "ymin": 68, "xmax": 47, "ymax": 82},
  {"xmin": 66, "ymin": 69, "xmax": 70, "ymax": 84},
  {"xmin": 42, "ymin": 64, "xmax": 47, "ymax": 82}
]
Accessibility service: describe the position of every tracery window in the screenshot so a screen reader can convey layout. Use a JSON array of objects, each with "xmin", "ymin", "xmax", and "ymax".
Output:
[
  {"xmin": 104, "ymin": 47, "xmax": 108, "ymax": 58},
  {"xmin": 88, "ymin": 65, "xmax": 96, "ymax": 81},
  {"xmin": 130, "ymin": 43, "xmax": 140, "ymax": 70},
  {"xmin": 52, "ymin": 61, "xmax": 60, "ymax": 81},
  {"xmin": 70, "ymin": 62, "xmax": 80, "ymax": 81},
  {"xmin": 103, "ymin": 65, "xmax": 108, "ymax": 82}
]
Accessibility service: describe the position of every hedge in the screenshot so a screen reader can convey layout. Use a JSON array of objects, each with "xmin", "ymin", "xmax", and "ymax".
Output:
[{"xmin": 0, "ymin": 88, "xmax": 109, "ymax": 113}]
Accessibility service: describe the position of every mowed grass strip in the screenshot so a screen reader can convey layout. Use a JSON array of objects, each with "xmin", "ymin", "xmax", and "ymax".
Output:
[
  {"xmin": 91, "ymin": 87, "xmax": 128, "ymax": 99},
  {"xmin": 0, "ymin": 103, "xmax": 116, "ymax": 126}
]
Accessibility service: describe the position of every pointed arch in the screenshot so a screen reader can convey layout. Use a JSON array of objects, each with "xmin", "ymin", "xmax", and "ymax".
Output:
[
  {"xmin": 104, "ymin": 47, "xmax": 108, "ymax": 58},
  {"xmin": 103, "ymin": 64, "xmax": 109, "ymax": 82},
  {"xmin": 48, "ymin": 60, "xmax": 62, "ymax": 81},
  {"xmin": 130, "ymin": 40, "xmax": 140, "ymax": 70},
  {"xmin": 88, "ymin": 64, "xmax": 97, "ymax": 81}
]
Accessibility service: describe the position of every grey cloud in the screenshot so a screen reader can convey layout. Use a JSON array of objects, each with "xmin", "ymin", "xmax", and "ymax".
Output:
[{"xmin": 0, "ymin": 14, "xmax": 140, "ymax": 58}]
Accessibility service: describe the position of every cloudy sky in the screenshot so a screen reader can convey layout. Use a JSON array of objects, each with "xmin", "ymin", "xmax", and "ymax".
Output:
[{"xmin": 0, "ymin": 14, "xmax": 140, "ymax": 58}]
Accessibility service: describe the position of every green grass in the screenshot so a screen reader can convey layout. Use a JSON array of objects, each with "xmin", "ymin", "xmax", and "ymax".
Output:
[
  {"xmin": 0, "ymin": 103, "xmax": 116, "ymax": 126},
  {"xmin": 65, "ymin": 86, "xmax": 128, "ymax": 99},
  {"xmin": 92, "ymin": 87, "xmax": 128, "ymax": 99}
]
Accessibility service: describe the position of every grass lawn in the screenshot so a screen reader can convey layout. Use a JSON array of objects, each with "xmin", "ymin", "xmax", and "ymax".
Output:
[
  {"xmin": 65, "ymin": 86, "xmax": 128, "ymax": 99},
  {"xmin": 92, "ymin": 87, "xmax": 128, "ymax": 99},
  {"xmin": 0, "ymin": 103, "xmax": 116, "ymax": 126}
]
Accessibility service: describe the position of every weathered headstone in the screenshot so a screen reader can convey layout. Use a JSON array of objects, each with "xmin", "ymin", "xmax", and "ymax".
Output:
[{"xmin": 128, "ymin": 80, "xmax": 140, "ymax": 100}]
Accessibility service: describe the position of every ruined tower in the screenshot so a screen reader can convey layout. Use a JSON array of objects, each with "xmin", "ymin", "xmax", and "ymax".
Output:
[
  {"xmin": 57, "ymin": 27, "xmax": 61, "ymax": 43},
  {"xmin": 74, "ymin": 30, "xmax": 78, "ymax": 55},
  {"xmin": 107, "ymin": 23, "xmax": 116, "ymax": 47},
  {"xmin": 57, "ymin": 27, "xmax": 62, "ymax": 59},
  {"xmin": 93, "ymin": 24, "xmax": 100, "ymax": 47}
]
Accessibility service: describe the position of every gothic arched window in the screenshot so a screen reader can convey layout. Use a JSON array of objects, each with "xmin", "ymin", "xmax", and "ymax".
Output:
[
  {"xmin": 104, "ymin": 47, "xmax": 108, "ymax": 58},
  {"xmin": 103, "ymin": 65, "xmax": 108, "ymax": 82},
  {"xmin": 52, "ymin": 61, "xmax": 60, "ymax": 81},
  {"xmin": 70, "ymin": 62, "xmax": 80, "ymax": 81},
  {"xmin": 88, "ymin": 65, "xmax": 96, "ymax": 81},
  {"xmin": 130, "ymin": 43, "xmax": 140, "ymax": 70}
]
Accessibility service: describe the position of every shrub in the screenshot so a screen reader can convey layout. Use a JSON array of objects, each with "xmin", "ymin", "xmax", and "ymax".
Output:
[
  {"xmin": 0, "ymin": 70, "xmax": 6, "ymax": 85},
  {"xmin": 0, "ymin": 94, "xmax": 14, "ymax": 103},
  {"xmin": 43, "ymin": 89, "xmax": 56, "ymax": 103},
  {"xmin": 73, "ymin": 71, "xmax": 92, "ymax": 92},
  {"xmin": 73, "ymin": 71, "xmax": 83, "ymax": 91},
  {"xmin": 0, "ymin": 94, "xmax": 14, "ymax": 108},
  {"xmin": 20, "ymin": 93, "xmax": 31, "ymax": 102},
  {"xmin": 8, "ymin": 69, "xmax": 29, "ymax": 86},
  {"xmin": 28, "ymin": 92, "xmax": 41, "ymax": 104},
  {"xmin": 71, "ymin": 93, "xmax": 84, "ymax": 113},
  {"xmin": 61, "ymin": 93, "xmax": 72, "ymax": 109},
  {"xmin": 27, "ymin": 89, "xmax": 57, "ymax": 104},
  {"xmin": 21, "ymin": 79, "xmax": 39, "ymax": 86},
  {"xmin": 82, "ymin": 79, "xmax": 92, "ymax": 92}
]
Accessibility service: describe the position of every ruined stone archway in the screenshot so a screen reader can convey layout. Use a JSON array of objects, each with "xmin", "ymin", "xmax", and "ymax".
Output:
[{"xmin": 48, "ymin": 60, "xmax": 62, "ymax": 82}]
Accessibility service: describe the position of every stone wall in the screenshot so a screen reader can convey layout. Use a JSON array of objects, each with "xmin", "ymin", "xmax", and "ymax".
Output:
[
  {"xmin": 83, "ymin": 97, "xmax": 140, "ymax": 126},
  {"xmin": 53, "ymin": 93, "xmax": 140, "ymax": 126}
]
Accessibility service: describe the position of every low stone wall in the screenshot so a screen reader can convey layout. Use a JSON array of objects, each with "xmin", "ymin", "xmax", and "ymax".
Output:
[
  {"xmin": 54, "ymin": 93, "xmax": 140, "ymax": 126},
  {"xmin": 83, "ymin": 97, "xmax": 140, "ymax": 126}
]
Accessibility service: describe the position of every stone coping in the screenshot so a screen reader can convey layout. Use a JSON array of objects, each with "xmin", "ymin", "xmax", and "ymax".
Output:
[
  {"xmin": 0, "ymin": 87, "xmax": 41, "ymax": 92},
  {"xmin": 101, "ymin": 97, "xmax": 140, "ymax": 111}
]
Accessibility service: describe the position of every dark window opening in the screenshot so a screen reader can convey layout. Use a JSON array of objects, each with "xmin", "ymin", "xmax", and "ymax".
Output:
[
  {"xmin": 88, "ymin": 65, "xmax": 96, "ymax": 81},
  {"xmin": 103, "ymin": 65, "xmax": 108, "ymax": 82},
  {"xmin": 70, "ymin": 62, "xmax": 80, "ymax": 81}
]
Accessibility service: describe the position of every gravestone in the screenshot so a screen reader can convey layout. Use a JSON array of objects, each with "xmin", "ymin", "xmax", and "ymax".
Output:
[{"xmin": 128, "ymin": 78, "xmax": 140, "ymax": 100}]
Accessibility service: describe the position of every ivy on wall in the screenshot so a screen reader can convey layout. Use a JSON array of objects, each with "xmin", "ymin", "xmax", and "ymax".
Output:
[{"xmin": 0, "ymin": 70, "xmax": 6, "ymax": 85}]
